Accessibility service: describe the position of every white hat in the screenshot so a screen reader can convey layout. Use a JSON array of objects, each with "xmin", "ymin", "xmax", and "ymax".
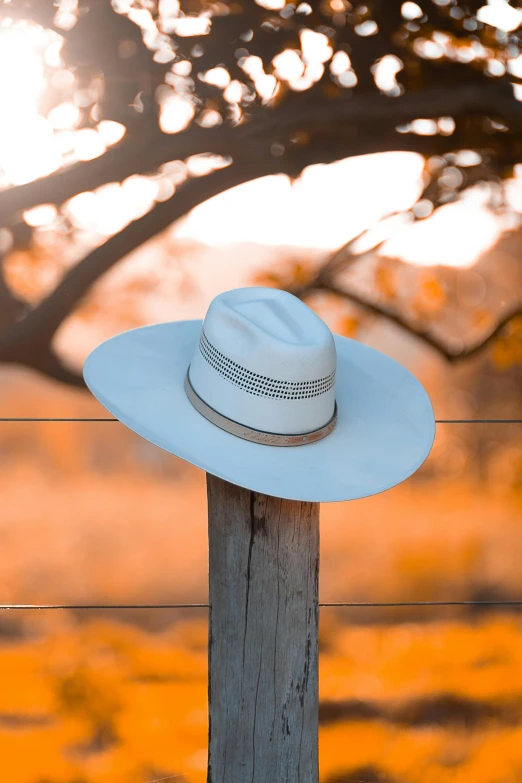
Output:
[{"xmin": 83, "ymin": 286, "xmax": 435, "ymax": 502}]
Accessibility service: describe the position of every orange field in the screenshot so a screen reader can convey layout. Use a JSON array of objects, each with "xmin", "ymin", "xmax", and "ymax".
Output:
[
  {"xmin": 1, "ymin": 613, "xmax": 522, "ymax": 783},
  {"xmin": 0, "ymin": 354, "xmax": 521, "ymax": 782}
]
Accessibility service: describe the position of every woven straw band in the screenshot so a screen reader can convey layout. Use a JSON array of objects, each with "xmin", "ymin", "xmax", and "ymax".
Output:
[{"xmin": 184, "ymin": 371, "xmax": 338, "ymax": 447}]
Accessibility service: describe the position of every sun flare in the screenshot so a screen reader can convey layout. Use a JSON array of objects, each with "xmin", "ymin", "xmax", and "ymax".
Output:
[
  {"xmin": 0, "ymin": 18, "xmax": 516, "ymax": 270},
  {"xmin": 0, "ymin": 22, "xmax": 63, "ymax": 185}
]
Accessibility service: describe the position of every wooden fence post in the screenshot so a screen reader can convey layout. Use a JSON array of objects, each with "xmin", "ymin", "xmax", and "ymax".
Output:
[{"xmin": 206, "ymin": 473, "xmax": 320, "ymax": 783}]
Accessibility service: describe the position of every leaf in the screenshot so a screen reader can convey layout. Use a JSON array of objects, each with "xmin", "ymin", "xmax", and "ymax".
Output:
[
  {"xmin": 421, "ymin": 277, "xmax": 446, "ymax": 305},
  {"xmin": 338, "ymin": 315, "xmax": 359, "ymax": 337},
  {"xmin": 411, "ymin": 276, "xmax": 447, "ymax": 317},
  {"xmin": 290, "ymin": 261, "xmax": 313, "ymax": 286},
  {"xmin": 473, "ymin": 308, "xmax": 495, "ymax": 331},
  {"xmin": 492, "ymin": 316, "xmax": 522, "ymax": 370},
  {"xmin": 374, "ymin": 264, "xmax": 397, "ymax": 300},
  {"xmin": 250, "ymin": 271, "xmax": 285, "ymax": 289}
]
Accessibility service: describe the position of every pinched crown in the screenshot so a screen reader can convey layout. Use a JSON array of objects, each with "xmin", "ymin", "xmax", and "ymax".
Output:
[{"xmin": 187, "ymin": 287, "xmax": 337, "ymax": 436}]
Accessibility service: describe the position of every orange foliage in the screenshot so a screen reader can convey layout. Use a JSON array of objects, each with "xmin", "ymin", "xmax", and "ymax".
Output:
[
  {"xmin": 2, "ymin": 616, "xmax": 522, "ymax": 782},
  {"xmin": 492, "ymin": 316, "xmax": 522, "ymax": 370},
  {"xmin": 0, "ymin": 359, "xmax": 521, "ymax": 781},
  {"xmin": 337, "ymin": 316, "xmax": 359, "ymax": 338},
  {"xmin": 375, "ymin": 263, "xmax": 397, "ymax": 300}
]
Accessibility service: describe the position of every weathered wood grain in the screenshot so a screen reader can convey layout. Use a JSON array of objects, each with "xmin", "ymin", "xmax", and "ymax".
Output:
[{"xmin": 206, "ymin": 473, "xmax": 320, "ymax": 783}]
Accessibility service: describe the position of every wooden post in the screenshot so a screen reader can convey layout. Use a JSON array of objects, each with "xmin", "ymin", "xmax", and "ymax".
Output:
[{"xmin": 206, "ymin": 474, "xmax": 320, "ymax": 783}]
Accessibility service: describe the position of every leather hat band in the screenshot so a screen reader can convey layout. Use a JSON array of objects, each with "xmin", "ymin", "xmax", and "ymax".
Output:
[{"xmin": 184, "ymin": 371, "xmax": 337, "ymax": 447}]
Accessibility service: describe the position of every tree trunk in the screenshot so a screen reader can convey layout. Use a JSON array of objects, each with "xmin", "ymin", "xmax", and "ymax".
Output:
[{"xmin": 206, "ymin": 474, "xmax": 320, "ymax": 783}]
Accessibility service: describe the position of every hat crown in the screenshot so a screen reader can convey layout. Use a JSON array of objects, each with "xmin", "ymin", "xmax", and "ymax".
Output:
[
  {"xmin": 188, "ymin": 287, "xmax": 337, "ymax": 435},
  {"xmin": 204, "ymin": 287, "xmax": 335, "ymax": 380}
]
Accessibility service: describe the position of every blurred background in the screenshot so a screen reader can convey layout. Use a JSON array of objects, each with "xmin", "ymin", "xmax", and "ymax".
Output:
[{"xmin": 0, "ymin": 0, "xmax": 521, "ymax": 781}]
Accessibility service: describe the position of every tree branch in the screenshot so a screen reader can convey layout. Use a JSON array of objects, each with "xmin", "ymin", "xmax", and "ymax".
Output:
[
  {"xmin": 26, "ymin": 349, "xmax": 85, "ymax": 387},
  {"xmin": 1, "ymin": 73, "xmax": 520, "ymax": 383},
  {"xmin": 304, "ymin": 280, "xmax": 522, "ymax": 362},
  {"xmin": 0, "ymin": 157, "xmax": 282, "ymax": 379},
  {"xmin": 288, "ymin": 214, "xmax": 405, "ymax": 298},
  {"xmin": 2, "ymin": 79, "xmax": 521, "ymax": 220},
  {"xmin": 288, "ymin": 211, "xmax": 522, "ymax": 362}
]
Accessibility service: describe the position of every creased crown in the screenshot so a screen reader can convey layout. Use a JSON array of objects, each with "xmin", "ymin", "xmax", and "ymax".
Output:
[{"xmin": 188, "ymin": 287, "xmax": 337, "ymax": 435}]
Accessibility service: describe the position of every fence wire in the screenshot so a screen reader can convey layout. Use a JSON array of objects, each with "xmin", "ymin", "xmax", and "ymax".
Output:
[
  {"xmin": 0, "ymin": 601, "xmax": 521, "ymax": 610},
  {"xmin": 0, "ymin": 416, "xmax": 520, "ymax": 612},
  {"xmin": 0, "ymin": 418, "xmax": 521, "ymax": 423}
]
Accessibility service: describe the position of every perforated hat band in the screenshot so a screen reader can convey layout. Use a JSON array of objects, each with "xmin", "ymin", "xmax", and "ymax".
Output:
[
  {"xmin": 198, "ymin": 329, "xmax": 336, "ymax": 400},
  {"xmin": 184, "ymin": 372, "xmax": 338, "ymax": 446}
]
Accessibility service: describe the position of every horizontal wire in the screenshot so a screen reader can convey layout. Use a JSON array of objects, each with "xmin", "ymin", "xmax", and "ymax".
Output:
[
  {"xmin": 435, "ymin": 419, "xmax": 522, "ymax": 424},
  {"xmin": 0, "ymin": 604, "xmax": 209, "ymax": 610},
  {"xmin": 436, "ymin": 419, "xmax": 522, "ymax": 424},
  {"xmin": 145, "ymin": 776, "xmax": 183, "ymax": 783},
  {"xmin": 320, "ymin": 600, "xmax": 522, "ymax": 607},
  {"xmin": 0, "ymin": 417, "xmax": 118, "ymax": 422},
  {"xmin": 0, "ymin": 417, "xmax": 521, "ymax": 423},
  {"xmin": 1, "ymin": 601, "xmax": 522, "ymax": 610}
]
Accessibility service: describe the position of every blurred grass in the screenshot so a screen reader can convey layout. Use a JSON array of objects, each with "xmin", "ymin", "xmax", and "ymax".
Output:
[
  {"xmin": 0, "ymin": 355, "xmax": 520, "ymax": 782},
  {"xmin": 1, "ymin": 614, "xmax": 522, "ymax": 782}
]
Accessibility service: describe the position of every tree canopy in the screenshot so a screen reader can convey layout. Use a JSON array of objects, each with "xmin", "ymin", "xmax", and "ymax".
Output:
[{"xmin": 0, "ymin": 0, "xmax": 521, "ymax": 384}]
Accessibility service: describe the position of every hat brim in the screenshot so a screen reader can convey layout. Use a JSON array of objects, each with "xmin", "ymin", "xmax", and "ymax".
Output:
[{"xmin": 83, "ymin": 320, "xmax": 435, "ymax": 503}]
